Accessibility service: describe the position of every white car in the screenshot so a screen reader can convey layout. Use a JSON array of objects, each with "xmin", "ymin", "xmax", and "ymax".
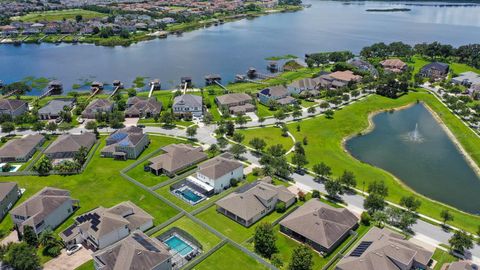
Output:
[{"xmin": 66, "ymin": 244, "xmax": 82, "ymax": 256}]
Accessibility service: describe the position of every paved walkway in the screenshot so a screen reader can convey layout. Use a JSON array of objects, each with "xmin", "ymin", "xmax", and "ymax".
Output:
[{"xmin": 43, "ymin": 247, "xmax": 92, "ymax": 270}]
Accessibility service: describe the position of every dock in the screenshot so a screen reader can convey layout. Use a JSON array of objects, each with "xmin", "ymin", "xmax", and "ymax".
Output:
[
  {"xmin": 149, "ymin": 79, "xmax": 161, "ymax": 98},
  {"xmin": 214, "ymin": 80, "xmax": 229, "ymax": 93},
  {"xmin": 109, "ymin": 80, "xmax": 123, "ymax": 98},
  {"xmin": 39, "ymin": 80, "xmax": 63, "ymax": 99},
  {"xmin": 205, "ymin": 74, "xmax": 222, "ymax": 86}
]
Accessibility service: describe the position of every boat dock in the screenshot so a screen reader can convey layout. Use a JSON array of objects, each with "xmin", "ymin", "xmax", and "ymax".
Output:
[
  {"xmin": 109, "ymin": 80, "xmax": 124, "ymax": 98},
  {"xmin": 149, "ymin": 79, "xmax": 161, "ymax": 98}
]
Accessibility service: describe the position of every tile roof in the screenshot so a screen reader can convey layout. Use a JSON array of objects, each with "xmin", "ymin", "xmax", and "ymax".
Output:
[
  {"xmin": 216, "ymin": 93, "xmax": 252, "ymax": 106},
  {"xmin": 173, "ymin": 94, "xmax": 202, "ymax": 108},
  {"xmin": 0, "ymin": 99, "xmax": 27, "ymax": 112},
  {"xmin": 148, "ymin": 144, "xmax": 207, "ymax": 173},
  {"xmin": 0, "ymin": 134, "xmax": 44, "ymax": 158},
  {"xmin": 259, "ymin": 85, "xmax": 288, "ymax": 97},
  {"xmin": 44, "ymin": 133, "xmax": 96, "ymax": 155},
  {"xmin": 197, "ymin": 155, "xmax": 243, "ymax": 180},
  {"xmin": 38, "ymin": 98, "xmax": 75, "ymax": 116},
  {"xmin": 125, "ymin": 97, "xmax": 162, "ymax": 116},
  {"xmin": 0, "ymin": 182, "xmax": 18, "ymax": 202}
]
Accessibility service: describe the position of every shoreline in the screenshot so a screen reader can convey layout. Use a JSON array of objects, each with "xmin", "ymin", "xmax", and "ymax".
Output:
[{"xmin": 341, "ymin": 99, "xmax": 480, "ymax": 216}]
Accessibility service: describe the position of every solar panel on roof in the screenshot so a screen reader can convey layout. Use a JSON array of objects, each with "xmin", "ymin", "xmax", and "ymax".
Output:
[
  {"xmin": 63, "ymin": 224, "xmax": 76, "ymax": 237},
  {"xmin": 133, "ymin": 234, "xmax": 160, "ymax": 252},
  {"xmin": 92, "ymin": 225, "xmax": 98, "ymax": 232},
  {"xmin": 93, "ymin": 213, "xmax": 100, "ymax": 219},
  {"xmin": 350, "ymin": 241, "xmax": 373, "ymax": 257}
]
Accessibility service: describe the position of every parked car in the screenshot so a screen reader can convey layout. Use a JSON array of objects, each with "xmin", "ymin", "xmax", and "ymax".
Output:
[{"xmin": 66, "ymin": 244, "xmax": 82, "ymax": 255}]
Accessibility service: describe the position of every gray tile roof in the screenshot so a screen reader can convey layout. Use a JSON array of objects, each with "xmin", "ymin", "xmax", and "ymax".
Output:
[
  {"xmin": 149, "ymin": 144, "xmax": 207, "ymax": 173},
  {"xmin": 0, "ymin": 99, "xmax": 27, "ymax": 112},
  {"xmin": 0, "ymin": 182, "xmax": 18, "ymax": 202},
  {"xmin": 173, "ymin": 94, "xmax": 202, "ymax": 108},
  {"xmin": 0, "ymin": 134, "xmax": 44, "ymax": 158},
  {"xmin": 445, "ymin": 261, "xmax": 475, "ymax": 270},
  {"xmin": 259, "ymin": 85, "xmax": 288, "ymax": 97},
  {"xmin": 197, "ymin": 156, "xmax": 243, "ymax": 180},
  {"xmin": 38, "ymin": 98, "xmax": 75, "ymax": 116},
  {"xmin": 93, "ymin": 231, "xmax": 171, "ymax": 270},
  {"xmin": 45, "ymin": 133, "xmax": 96, "ymax": 156},
  {"xmin": 125, "ymin": 97, "xmax": 162, "ymax": 116},
  {"xmin": 280, "ymin": 199, "xmax": 358, "ymax": 250},
  {"xmin": 102, "ymin": 126, "xmax": 147, "ymax": 155},
  {"xmin": 82, "ymin": 99, "xmax": 113, "ymax": 118},
  {"xmin": 288, "ymin": 78, "xmax": 318, "ymax": 90},
  {"xmin": 216, "ymin": 93, "xmax": 252, "ymax": 107},
  {"xmin": 336, "ymin": 227, "xmax": 433, "ymax": 270}
]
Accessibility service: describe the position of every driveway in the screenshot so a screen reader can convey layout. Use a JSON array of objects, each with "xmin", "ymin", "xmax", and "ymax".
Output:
[
  {"xmin": 43, "ymin": 247, "xmax": 93, "ymax": 270},
  {"xmin": 123, "ymin": 117, "xmax": 139, "ymax": 127},
  {"xmin": 246, "ymin": 112, "xmax": 259, "ymax": 122}
]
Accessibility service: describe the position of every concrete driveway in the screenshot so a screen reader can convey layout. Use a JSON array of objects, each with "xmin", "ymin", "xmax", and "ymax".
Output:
[
  {"xmin": 43, "ymin": 247, "xmax": 93, "ymax": 270},
  {"xmin": 124, "ymin": 117, "xmax": 139, "ymax": 127}
]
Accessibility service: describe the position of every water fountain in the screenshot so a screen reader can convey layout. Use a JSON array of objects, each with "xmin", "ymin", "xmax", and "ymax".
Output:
[{"xmin": 406, "ymin": 123, "xmax": 424, "ymax": 143}]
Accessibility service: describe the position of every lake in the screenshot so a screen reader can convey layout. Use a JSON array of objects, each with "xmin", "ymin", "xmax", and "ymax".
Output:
[
  {"xmin": 1, "ymin": 0, "xmax": 480, "ymax": 94},
  {"xmin": 346, "ymin": 103, "xmax": 480, "ymax": 214}
]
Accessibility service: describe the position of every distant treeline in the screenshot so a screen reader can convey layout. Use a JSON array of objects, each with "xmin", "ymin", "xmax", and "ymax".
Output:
[{"xmin": 339, "ymin": 0, "xmax": 480, "ymax": 4}]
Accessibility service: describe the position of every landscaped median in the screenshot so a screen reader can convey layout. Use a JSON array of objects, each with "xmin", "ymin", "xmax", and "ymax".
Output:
[{"xmin": 238, "ymin": 90, "xmax": 480, "ymax": 233}]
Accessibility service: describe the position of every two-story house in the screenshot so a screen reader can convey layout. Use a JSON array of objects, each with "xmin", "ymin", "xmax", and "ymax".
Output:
[
  {"xmin": 101, "ymin": 126, "xmax": 150, "ymax": 160},
  {"xmin": 195, "ymin": 154, "xmax": 243, "ymax": 194},
  {"xmin": 172, "ymin": 94, "xmax": 203, "ymax": 118},
  {"xmin": 0, "ymin": 182, "xmax": 21, "ymax": 220}
]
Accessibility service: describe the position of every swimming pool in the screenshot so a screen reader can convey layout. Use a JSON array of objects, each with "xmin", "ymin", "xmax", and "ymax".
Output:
[
  {"xmin": 174, "ymin": 187, "xmax": 205, "ymax": 204},
  {"xmin": 164, "ymin": 235, "xmax": 194, "ymax": 257}
]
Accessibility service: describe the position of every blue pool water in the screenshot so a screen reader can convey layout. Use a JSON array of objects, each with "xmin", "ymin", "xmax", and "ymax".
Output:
[
  {"xmin": 176, "ymin": 188, "xmax": 203, "ymax": 203},
  {"xmin": 165, "ymin": 235, "xmax": 194, "ymax": 256}
]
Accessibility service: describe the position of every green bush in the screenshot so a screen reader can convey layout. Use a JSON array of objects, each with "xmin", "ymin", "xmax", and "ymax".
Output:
[
  {"xmin": 361, "ymin": 211, "xmax": 371, "ymax": 226},
  {"xmin": 275, "ymin": 201, "xmax": 286, "ymax": 213}
]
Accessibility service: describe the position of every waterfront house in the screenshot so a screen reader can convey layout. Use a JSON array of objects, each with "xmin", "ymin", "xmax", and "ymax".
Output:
[
  {"xmin": 38, "ymin": 98, "xmax": 75, "ymax": 120},
  {"xmin": 335, "ymin": 227, "xmax": 433, "ymax": 270},
  {"xmin": 216, "ymin": 181, "xmax": 296, "ymax": 227},
  {"xmin": 215, "ymin": 93, "xmax": 255, "ymax": 114},
  {"xmin": 0, "ymin": 182, "xmax": 21, "ymax": 221},
  {"xmin": 347, "ymin": 57, "xmax": 379, "ymax": 77},
  {"xmin": 10, "ymin": 187, "xmax": 79, "ymax": 234},
  {"xmin": 148, "ymin": 144, "xmax": 208, "ymax": 177},
  {"xmin": 0, "ymin": 99, "xmax": 28, "ymax": 118},
  {"xmin": 92, "ymin": 231, "xmax": 172, "ymax": 270},
  {"xmin": 380, "ymin": 58, "xmax": 408, "ymax": 73},
  {"xmin": 316, "ymin": 70, "xmax": 362, "ymax": 89},
  {"xmin": 82, "ymin": 99, "xmax": 114, "ymax": 119},
  {"xmin": 125, "ymin": 96, "xmax": 162, "ymax": 118},
  {"xmin": 60, "ymin": 201, "xmax": 153, "ymax": 250},
  {"xmin": 101, "ymin": 126, "xmax": 149, "ymax": 160},
  {"xmin": 172, "ymin": 94, "xmax": 203, "ymax": 118},
  {"xmin": 280, "ymin": 199, "xmax": 358, "ymax": 254},
  {"xmin": 287, "ymin": 78, "xmax": 319, "ymax": 95},
  {"xmin": 452, "ymin": 71, "xmax": 480, "ymax": 86},
  {"xmin": 257, "ymin": 85, "xmax": 296, "ymax": 106},
  {"xmin": 44, "ymin": 133, "xmax": 96, "ymax": 160},
  {"xmin": 195, "ymin": 154, "xmax": 243, "ymax": 194},
  {"xmin": 0, "ymin": 134, "xmax": 45, "ymax": 163},
  {"xmin": 419, "ymin": 62, "xmax": 450, "ymax": 80}
]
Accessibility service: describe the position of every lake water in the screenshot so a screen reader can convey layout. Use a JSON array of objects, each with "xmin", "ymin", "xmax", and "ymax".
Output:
[
  {"xmin": 346, "ymin": 103, "xmax": 480, "ymax": 214},
  {"xmin": 1, "ymin": 0, "xmax": 480, "ymax": 94}
]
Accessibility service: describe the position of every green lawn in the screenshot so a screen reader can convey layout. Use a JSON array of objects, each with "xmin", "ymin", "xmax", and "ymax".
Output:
[
  {"xmin": 238, "ymin": 126, "xmax": 294, "ymax": 151},
  {"xmin": 126, "ymin": 162, "xmax": 171, "ymax": 188},
  {"xmin": 0, "ymin": 135, "xmax": 180, "ymax": 236},
  {"xmin": 239, "ymin": 91, "xmax": 480, "ymax": 233},
  {"xmin": 151, "ymin": 216, "xmax": 222, "ymax": 252},
  {"xmin": 432, "ymin": 249, "xmax": 457, "ymax": 270},
  {"xmin": 193, "ymin": 243, "xmax": 268, "ymax": 270},
  {"xmin": 256, "ymin": 103, "xmax": 276, "ymax": 118},
  {"xmin": 74, "ymin": 260, "xmax": 94, "ymax": 270},
  {"xmin": 13, "ymin": 9, "xmax": 106, "ymax": 22}
]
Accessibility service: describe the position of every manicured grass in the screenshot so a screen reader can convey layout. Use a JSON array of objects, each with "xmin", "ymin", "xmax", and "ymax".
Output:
[
  {"xmin": 449, "ymin": 62, "xmax": 480, "ymax": 75},
  {"xmin": 74, "ymin": 260, "xmax": 94, "ymax": 270},
  {"xmin": 196, "ymin": 201, "xmax": 295, "ymax": 243},
  {"xmin": 238, "ymin": 126, "xmax": 294, "ymax": 151},
  {"xmin": 194, "ymin": 243, "xmax": 268, "ymax": 270},
  {"xmin": 240, "ymin": 91, "xmax": 480, "ymax": 233},
  {"xmin": 13, "ymin": 9, "xmax": 106, "ymax": 22},
  {"xmin": 0, "ymin": 136, "xmax": 180, "ymax": 236},
  {"xmin": 432, "ymin": 248, "xmax": 457, "ymax": 270},
  {"xmin": 126, "ymin": 162, "xmax": 171, "ymax": 188},
  {"xmin": 256, "ymin": 103, "xmax": 276, "ymax": 118},
  {"xmin": 151, "ymin": 216, "xmax": 222, "ymax": 252}
]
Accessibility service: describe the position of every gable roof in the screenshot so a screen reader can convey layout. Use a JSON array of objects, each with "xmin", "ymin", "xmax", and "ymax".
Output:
[
  {"xmin": 173, "ymin": 94, "xmax": 202, "ymax": 108},
  {"xmin": 44, "ymin": 133, "xmax": 96, "ymax": 155},
  {"xmin": 216, "ymin": 181, "xmax": 295, "ymax": 221},
  {"xmin": 380, "ymin": 59, "xmax": 407, "ymax": 69},
  {"xmin": 0, "ymin": 182, "xmax": 18, "ymax": 202},
  {"xmin": 259, "ymin": 86, "xmax": 288, "ymax": 97},
  {"xmin": 280, "ymin": 199, "xmax": 358, "ymax": 250},
  {"xmin": 82, "ymin": 99, "xmax": 113, "ymax": 116},
  {"xmin": 420, "ymin": 62, "xmax": 449, "ymax": 73},
  {"xmin": 149, "ymin": 144, "xmax": 207, "ymax": 173},
  {"xmin": 93, "ymin": 231, "xmax": 171, "ymax": 270},
  {"xmin": 11, "ymin": 187, "xmax": 73, "ymax": 227},
  {"xmin": 288, "ymin": 78, "xmax": 318, "ymax": 90},
  {"xmin": 125, "ymin": 97, "xmax": 162, "ymax": 116},
  {"xmin": 216, "ymin": 93, "xmax": 252, "ymax": 106},
  {"xmin": 0, "ymin": 134, "xmax": 44, "ymax": 158},
  {"xmin": 197, "ymin": 155, "xmax": 243, "ymax": 180}
]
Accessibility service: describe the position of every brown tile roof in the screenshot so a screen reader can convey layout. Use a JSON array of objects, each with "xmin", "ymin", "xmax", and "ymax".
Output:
[
  {"xmin": 336, "ymin": 227, "xmax": 433, "ymax": 270},
  {"xmin": 93, "ymin": 231, "xmax": 171, "ymax": 270},
  {"xmin": 197, "ymin": 156, "xmax": 243, "ymax": 180},
  {"xmin": 280, "ymin": 199, "xmax": 358, "ymax": 250},
  {"xmin": 329, "ymin": 71, "xmax": 362, "ymax": 82},
  {"xmin": 125, "ymin": 97, "xmax": 162, "ymax": 116},
  {"xmin": 44, "ymin": 133, "xmax": 96, "ymax": 155},
  {"xmin": 0, "ymin": 182, "xmax": 18, "ymax": 202},
  {"xmin": 0, "ymin": 134, "xmax": 44, "ymax": 158},
  {"xmin": 148, "ymin": 144, "xmax": 207, "ymax": 173},
  {"xmin": 216, "ymin": 93, "xmax": 252, "ymax": 107},
  {"xmin": 288, "ymin": 78, "xmax": 318, "ymax": 90},
  {"xmin": 381, "ymin": 58, "xmax": 407, "ymax": 71}
]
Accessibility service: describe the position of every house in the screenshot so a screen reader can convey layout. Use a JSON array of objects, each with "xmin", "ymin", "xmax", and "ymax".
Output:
[
  {"xmin": 347, "ymin": 57, "xmax": 379, "ymax": 77},
  {"xmin": 452, "ymin": 71, "xmax": 480, "ymax": 87},
  {"xmin": 82, "ymin": 99, "xmax": 114, "ymax": 119},
  {"xmin": 92, "ymin": 231, "xmax": 172, "ymax": 270},
  {"xmin": 0, "ymin": 182, "xmax": 21, "ymax": 220},
  {"xmin": 38, "ymin": 98, "xmax": 75, "ymax": 120},
  {"xmin": 216, "ymin": 181, "xmax": 296, "ymax": 227},
  {"xmin": 101, "ymin": 126, "xmax": 150, "ymax": 160},
  {"xmin": 0, "ymin": 134, "xmax": 45, "ymax": 162},
  {"xmin": 215, "ymin": 93, "xmax": 255, "ymax": 114},
  {"xmin": 287, "ymin": 78, "xmax": 319, "ymax": 95},
  {"xmin": 442, "ymin": 261, "xmax": 476, "ymax": 270},
  {"xmin": 280, "ymin": 199, "xmax": 358, "ymax": 254},
  {"xmin": 419, "ymin": 62, "xmax": 450, "ymax": 80},
  {"xmin": 172, "ymin": 94, "xmax": 203, "ymax": 117},
  {"xmin": 60, "ymin": 201, "xmax": 153, "ymax": 250},
  {"xmin": 44, "ymin": 133, "xmax": 96, "ymax": 160},
  {"xmin": 125, "ymin": 96, "xmax": 162, "ymax": 118},
  {"xmin": 316, "ymin": 71, "xmax": 362, "ymax": 89},
  {"xmin": 257, "ymin": 86, "xmax": 296, "ymax": 106},
  {"xmin": 10, "ymin": 187, "xmax": 79, "ymax": 234},
  {"xmin": 380, "ymin": 58, "xmax": 408, "ymax": 73},
  {"xmin": 0, "ymin": 99, "xmax": 28, "ymax": 118},
  {"xmin": 335, "ymin": 227, "xmax": 433, "ymax": 270},
  {"xmin": 195, "ymin": 154, "xmax": 243, "ymax": 193},
  {"xmin": 148, "ymin": 144, "xmax": 208, "ymax": 177}
]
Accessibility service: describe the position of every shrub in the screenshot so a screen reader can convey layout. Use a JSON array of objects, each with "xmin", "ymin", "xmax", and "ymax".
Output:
[
  {"xmin": 275, "ymin": 201, "xmax": 286, "ymax": 213},
  {"xmin": 360, "ymin": 211, "xmax": 371, "ymax": 226},
  {"xmin": 298, "ymin": 191, "xmax": 306, "ymax": 202},
  {"xmin": 230, "ymin": 178, "xmax": 239, "ymax": 187},
  {"xmin": 312, "ymin": 190, "xmax": 320, "ymax": 199}
]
